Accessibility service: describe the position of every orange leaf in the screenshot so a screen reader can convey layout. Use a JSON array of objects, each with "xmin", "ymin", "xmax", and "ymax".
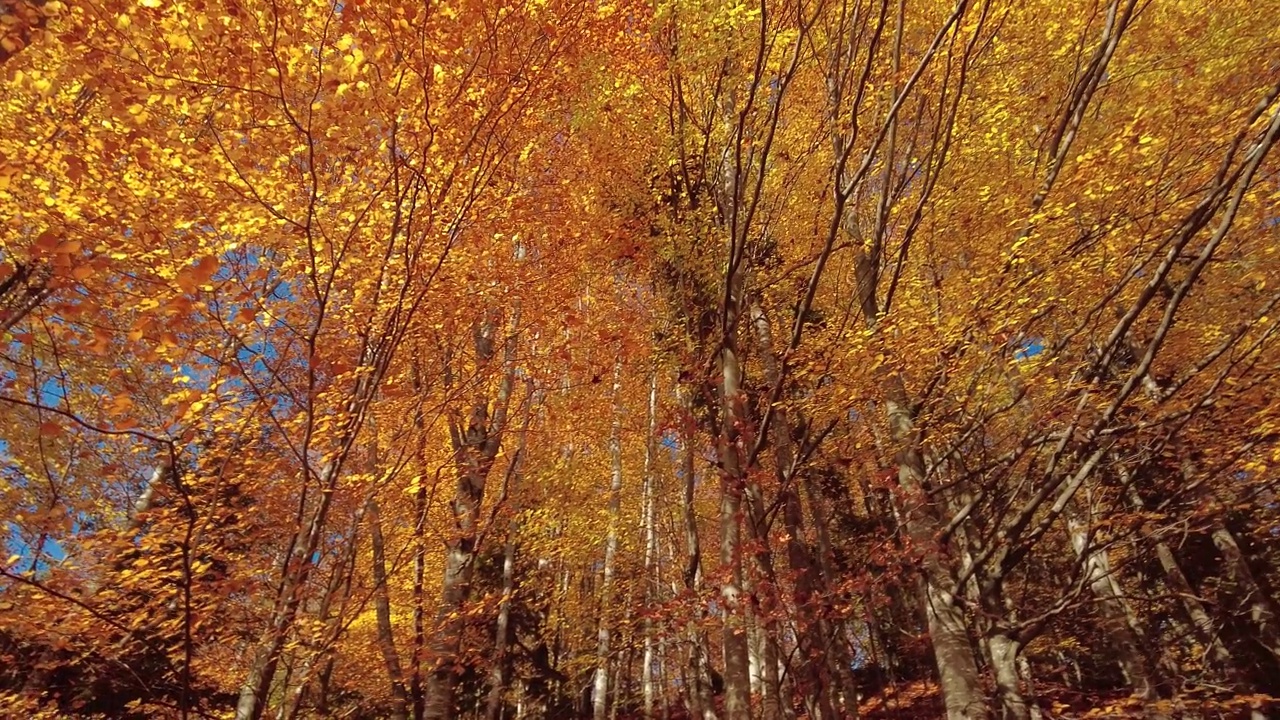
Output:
[{"xmin": 192, "ymin": 255, "xmax": 219, "ymax": 284}]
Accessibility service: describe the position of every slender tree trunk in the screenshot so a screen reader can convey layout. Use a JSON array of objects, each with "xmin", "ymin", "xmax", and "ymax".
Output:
[
  {"xmin": 719, "ymin": 344, "xmax": 754, "ymax": 719},
  {"xmin": 370, "ymin": 498, "xmax": 411, "ymax": 720},
  {"xmin": 421, "ymin": 474, "xmax": 484, "ymax": 720},
  {"xmin": 594, "ymin": 362, "xmax": 625, "ymax": 720},
  {"xmin": 281, "ymin": 534, "xmax": 356, "ymax": 720},
  {"xmin": 1156, "ymin": 541, "xmax": 1236, "ymax": 664},
  {"xmin": 659, "ymin": 633, "xmax": 672, "ymax": 720},
  {"xmin": 988, "ymin": 629, "xmax": 1029, "ymax": 720},
  {"xmin": 411, "ymin": 479, "xmax": 427, "ymax": 720},
  {"xmin": 845, "ymin": 215, "xmax": 987, "ymax": 719},
  {"xmin": 801, "ymin": 474, "xmax": 861, "ymax": 717},
  {"xmin": 677, "ymin": 382, "xmax": 719, "ymax": 720},
  {"xmin": 485, "ymin": 531, "xmax": 517, "ymax": 720},
  {"xmin": 236, "ymin": 464, "xmax": 342, "ymax": 720},
  {"xmin": 411, "ymin": 359, "xmax": 430, "ymax": 720},
  {"xmin": 485, "ymin": 394, "xmax": 532, "ymax": 720},
  {"xmin": 642, "ymin": 373, "xmax": 659, "ymax": 720},
  {"xmin": 741, "ymin": 501, "xmax": 786, "ymax": 720},
  {"xmin": 280, "ymin": 488, "xmax": 376, "ymax": 720},
  {"xmin": 1124, "ymin": 482, "xmax": 1235, "ymax": 674}
]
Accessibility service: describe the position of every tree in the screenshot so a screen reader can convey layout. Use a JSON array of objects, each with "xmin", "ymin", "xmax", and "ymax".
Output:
[{"xmin": 4, "ymin": 0, "xmax": 1280, "ymax": 718}]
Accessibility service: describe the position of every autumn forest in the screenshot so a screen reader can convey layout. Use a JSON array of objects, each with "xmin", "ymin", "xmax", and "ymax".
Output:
[{"xmin": 1, "ymin": 0, "xmax": 1279, "ymax": 718}]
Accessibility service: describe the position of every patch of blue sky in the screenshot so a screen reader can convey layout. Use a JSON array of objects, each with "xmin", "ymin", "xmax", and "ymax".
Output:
[{"xmin": 1014, "ymin": 336, "xmax": 1044, "ymax": 361}]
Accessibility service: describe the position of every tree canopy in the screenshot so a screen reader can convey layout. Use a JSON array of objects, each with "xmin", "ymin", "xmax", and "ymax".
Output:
[{"xmin": 2, "ymin": 0, "xmax": 1280, "ymax": 718}]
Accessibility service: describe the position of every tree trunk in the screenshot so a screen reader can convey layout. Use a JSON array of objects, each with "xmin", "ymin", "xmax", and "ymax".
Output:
[
  {"xmin": 846, "ymin": 216, "xmax": 987, "ymax": 718},
  {"xmin": 411, "ymin": 358, "xmax": 430, "ymax": 720},
  {"xmin": 369, "ymin": 498, "xmax": 411, "ymax": 720},
  {"xmin": 421, "ymin": 513, "xmax": 479, "ymax": 720},
  {"xmin": 988, "ymin": 630, "xmax": 1029, "ymax": 720},
  {"xmin": 749, "ymin": 299, "xmax": 837, "ymax": 720},
  {"xmin": 485, "ymin": 396, "xmax": 532, "ymax": 720},
  {"xmin": 803, "ymin": 471, "xmax": 863, "ymax": 717},
  {"xmin": 281, "ymin": 523, "xmax": 359, "ymax": 720},
  {"xmin": 1066, "ymin": 510, "xmax": 1159, "ymax": 701},
  {"xmin": 424, "ymin": 316, "xmax": 517, "ymax": 720},
  {"xmin": 1211, "ymin": 524, "xmax": 1280, "ymax": 663},
  {"xmin": 885, "ymin": 387, "xmax": 988, "ymax": 720},
  {"xmin": 677, "ymin": 381, "xmax": 719, "ymax": 720},
  {"xmin": 1125, "ymin": 484, "xmax": 1236, "ymax": 675},
  {"xmin": 236, "ymin": 464, "xmax": 342, "ymax": 720},
  {"xmin": 719, "ymin": 344, "xmax": 755, "ymax": 719},
  {"xmin": 593, "ymin": 362, "xmax": 625, "ymax": 720},
  {"xmin": 411, "ymin": 479, "xmax": 428, "ymax": 720},
  {"xmin": 484, "ymin": 530, "xmax": 517, "ymax": 720},
  {"xmin": 741, "ymin": 499, "xmax": 786, "ymax": 720},
  {"xmin": 642, "ymin": 373, "xmax": 659, "ymax": 720}
]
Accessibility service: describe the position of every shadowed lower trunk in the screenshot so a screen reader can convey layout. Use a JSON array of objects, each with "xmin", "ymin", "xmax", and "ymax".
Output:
[{"xmin": 369, "ymin": 498, "xmax": 410, "ymax": 720}]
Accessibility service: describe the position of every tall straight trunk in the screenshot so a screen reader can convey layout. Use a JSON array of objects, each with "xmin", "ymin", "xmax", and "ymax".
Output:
[
  {"xmin": 1123, "ymin": 482, "xmax": 1235, "ymax": 675},
  {"xmin": 642, "ymin": 625, "xmax": 656, "ymax": 720},
  {"xmin": 411, "ymin": 358, "xmax": 430, "ymax": 720},
  {"xmin": 421, "ymin": 469, "xmax": 485, "ymax": 720},
  {"xmin": 835, "ymin": 12, "xmax": 985, "ymax": 711},
  {"xmin": 677, "ymin": 381, "xmax": 719, "ymax": 720},
  {"xmin": 1017, "ymin": 653, "xmax": 1043, "ymax": 720},
  {"xmin": 741, "ymin": 497, "xmax": 786, "ymax": 720},
  {"xmin": 593, "ymin": 362, "xmax": 625, "ymax": 720},
  {"xmin": 485, "ymin": 532, "xmax": 517, "ymax": 720},
  {"xmin": 780, "ymin": 482, "xmax": 838, "ymax": 720},
  {"xmin": 690, "ymin": 637, "xmax": 719, "ymax": 720},
  {"xmin": 987, "ymin": 627, "xmax": 1029, "ymax": 720},
  {"xmin": 485, "ymin": 391, "xmax": 532, "ymax": 720},
  {"xmin": 800, "ymin": 474, "xmax": 861, "ymax": 717},
  {"xmin": 618, "ymin": 606, "xmax": 636, "ymax": 720},
  {"xmin": 641, "ymin": 372, "xmax": 661, "ymax": 720},
  {"xmin": 993, "ymin": 591, "xmax": 1042, "ymax": 720},
  {"xmin": 719, "ymin": 344, "xmax": 754, "ymax": 719},
  {"xmin": 846, "ymin": 218, "xmax": 987, "ymax": 719},
  {"xmin": 1155, "ymin": 542, "xmax": 1235, "ymax": 665},
  {"xmin": 658, "ymin": 633, "xmax": 672, "ymax": 720},
  {"xmin": 411, "ymin": 479, "xmax": 427, "ymax": 720},
  {"xmin": 748, "ymin": 593, "xmax": 791, "ymax": 720},
  {"xmin": 310, "ymin": 551, "xmax": 357, "ymax": 718},
  {"xmin": 369, "ymin": 498, "xmax": 411, "ymax": 720},
  {"xmin": 238, "ymin": 332, "xmax": 386, "ymax": 720},
  {"xmin": 748, "ymin": 611, "xmax": 763, "ymax": 698}
]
